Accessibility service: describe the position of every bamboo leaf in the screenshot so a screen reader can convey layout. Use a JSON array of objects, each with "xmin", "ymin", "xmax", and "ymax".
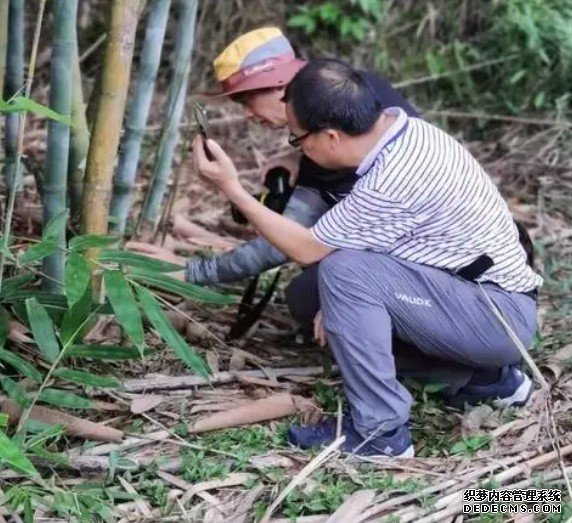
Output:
[
  {"xmin": 38, "ymin": 388, "xmax": 93, "ymax": 410},
  {"xmin": 0, "ymin": 348, "xmax": 43, "ymax": 383},
  {"xmin": 0, "ymin": 375, "xmax": 31, "ymax": 406},
  {"xmin": 0, "ymin": 308, "xmax": 8, "ymax": 348},
  {"xmin": 130, "ymin": 269, "xmax": 235, "ymax": 305},
  {"xmin": 25, "ymin": 298, "xmax": 60, "ymax": 363},
  {"xmin": 42, "ymin": 209, "xmax": 69, "ymax": 241},
  {"xmin": 65, "ymin": 252, "xmax": 90, "ymax": 308},
  {"xmin": 0, "ymin": 429, "xmax": 38, "ymax": 476},
  {"xmin": 59, "ymin": 285, "xmax": 94, "ymax": 346},
  {"xmin": 6, "ymin": 96, "xmax": 72, "ymax": 125},
  {"xmin": 69, "ymin": 234, "xmax": 120, "ymax": 252},
  {"xmin": 18, "ymin": 241, "xmax": 58, "ymax": 266},
  {"xmin": 0, "ymin": 273, "xmax": 35, "ymax": 298},
  {"xmin": 136, "ymin": 286, "xmax": 210, "ymax": 376},
  {"xmin": 54, "ymin": 368, "xmax": 120, "ymax": 388},
  {"xmin": 103, "ymin": 270, "xmax": 145, "ymax": 350},
  {"xmin": 65, "ymin": 344, "xmax": 150, "ymax": 360},
  {"xmin": 98, "ymin": 249, "xmax": 184, "ymax": 272}
]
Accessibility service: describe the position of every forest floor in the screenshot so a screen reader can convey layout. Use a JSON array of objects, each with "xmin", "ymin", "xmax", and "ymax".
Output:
[{"xmin": 2, "ymin": 103, "xmax": 572, "ymax": 522}]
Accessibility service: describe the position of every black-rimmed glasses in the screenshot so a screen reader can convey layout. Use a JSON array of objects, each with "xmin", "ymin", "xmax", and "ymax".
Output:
[{"xmin": 288, "ymin": 130, "xmax": 314, "ymax": 147}]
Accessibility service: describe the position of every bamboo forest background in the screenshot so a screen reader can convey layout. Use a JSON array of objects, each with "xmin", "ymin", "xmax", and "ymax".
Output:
[{"xmin": 0, "ymin": 0, "xmax": 571, "ymax": 521}]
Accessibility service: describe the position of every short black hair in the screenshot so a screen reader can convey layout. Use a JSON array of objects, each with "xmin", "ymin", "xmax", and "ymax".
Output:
[{"xmin": 284, "ymin": 59, "xmax": 382, "ymax": 135}]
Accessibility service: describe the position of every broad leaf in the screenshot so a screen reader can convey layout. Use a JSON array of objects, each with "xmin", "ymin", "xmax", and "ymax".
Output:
[
  {"xmin": 0, "ymin": 274, "xmax": 36, "ymax": 299},
  {"xmin": 59, "ymin": 285, "xmax": 94, "ymax": 346},
  {"xmin": 0, "ymin": 375, "xmax": 31, "ymax": 406},
  {"xmin": 54, "ymin": 368, "xmax": 120, "ymax": 388},
  {"xmin": 18, "ymin": 241, "xmax": 58, "ymax": 266},
  {"xmin": 130, "ymin": 269, "xmax": 235, "ymax": 305},
  {"xmin": 136, "ymin": 286, "xmax": 210, "ymax": 376},
  {"xmin": 103, "ymin": 271, "xmax": 145, "ymax": 350},
  {"xmin": 0, "ymin": 307, "xmax": 8, "ymax": 348},
  {"xmin": 98, "ymin": 249, "xmax": 184, "ymax": 272},
  {"xmin": 0, "ymin": 429, "xmax": 38, "ymax": 476},
  {"xmin": 65, "ymin": 252, "xmax": 91, "ymax": 308},
  {"xmin": 25, "ymin": 298, "xmax": 60, "ymax": 363},
  {"xmin": 5, "ymin": 96, "xmax": 71, "ymax": 125},
  {"xmin": 42, "ymin": 210, "xmax": 69, "ymax": 242},
  {"xmin": 0, "ymin": 348, "xmax": 43, "ymax": 383},
  {"xmin": 38, "ymin": 388, "xmax": 93, "ymax": 410},
  {"xmin": 69, "ymin": 234, "xmax": 120, "ymax": 252},
  {"xmin": 65, "ymin": 344, "xmax": 151, "ymax": 360}
]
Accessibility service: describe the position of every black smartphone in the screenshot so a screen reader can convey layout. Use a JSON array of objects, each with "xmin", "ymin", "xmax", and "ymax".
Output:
[{"xmin": 193, "ymin": 102, "xmax": 214, "ymax": 160}]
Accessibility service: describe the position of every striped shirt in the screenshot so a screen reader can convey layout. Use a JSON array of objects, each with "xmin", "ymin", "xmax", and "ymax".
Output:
[{"xmin": 311, "ymin": 107, "xmax": 542, "ymax": 293}]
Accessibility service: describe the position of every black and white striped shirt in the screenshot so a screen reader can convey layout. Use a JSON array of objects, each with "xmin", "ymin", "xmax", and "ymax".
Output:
[{"xmin": 311, "ymin": 108, "xmax": 542, "ymax": 292}]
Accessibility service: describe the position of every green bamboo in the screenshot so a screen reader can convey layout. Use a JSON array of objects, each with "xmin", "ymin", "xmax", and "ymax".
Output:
[
  {"xmin": 67, "ymin": 40, "xmax": 90, "ymax": 221},
  {"xmin": 2, "ymin": 0, "xmax": 24, "ymax": 191},
  {"xmin": 0, "ymin": 0, "xmax": 9, "ymax": 100},
  {"xmin": 0, "ymin": 0, "xmax": 46, "ymax": 295},
  {"xmin": 80, "ymin": 0, "xmax": 140, "ymax": 245},
  {"xmin": 139, "ymin": 0, "xmax": 198, "ymax": 232},
  {"xmin": 42, "ymin": 0, "xmax": 77, "ymax": 293},
  {"xmin": 109, "ymin": 0, "xmax": 172, "ymax": 235}
]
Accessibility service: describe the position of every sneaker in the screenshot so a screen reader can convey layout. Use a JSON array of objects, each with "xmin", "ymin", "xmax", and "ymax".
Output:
[
  {"xmin": 287, "ymin": 416, "xmax": 414, "ymax": 458},
  {"xmin": 445, "ymin": 365, "xmax": 533, "ymax": 409}
]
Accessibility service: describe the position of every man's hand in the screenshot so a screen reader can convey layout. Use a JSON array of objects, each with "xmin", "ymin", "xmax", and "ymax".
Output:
[
  {"xmin": 314, "ymin": 309, "xmax": 327, "ymax": 347},
  {"xmin": 126, "ymin": 241, "xmax": 186, "ymax": 266},
  {"xmin": 193, "ymin": 136, "xmax": 241, "ymax": 194}
]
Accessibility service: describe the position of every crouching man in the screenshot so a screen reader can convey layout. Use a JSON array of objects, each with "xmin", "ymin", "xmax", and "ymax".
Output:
[{"xmin": 192, "ymin": 59, "xmax": 542, "ymax": 458}]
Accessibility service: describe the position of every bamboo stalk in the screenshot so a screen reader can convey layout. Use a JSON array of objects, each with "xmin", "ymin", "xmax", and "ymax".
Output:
[
  {"xmin": 2, "ymin": 0, "xmax": 24, "ymax": 191},
  {"xmin": 67, "ymin": 39, "xmax": 90, "ymax": 221},
  {"xmin": 0, "ymin": 0, "xmax": 46, "ymax": 295},
  {"xmin": 80, "ymin": 0, "xmax": 141, "ymax": 246},
  {"xmin": 109, "ymin": 0, "xmax": 172, "ymax": 235},
  {"xmin": 42, "ymin": 0, "xmax": 77, "ymax": 293},
  {"xmin": 0, "ymin": 0, "xmax": 8, "ymax": 100},
  {"xmin": 138, "ymin": 0, "xmax": 198, "ymax": 233}
]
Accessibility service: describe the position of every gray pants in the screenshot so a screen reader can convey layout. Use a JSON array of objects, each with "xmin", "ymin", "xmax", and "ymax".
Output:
[{"xmin": 285, "ymin": 250, "xmax": 537, "ymax": 438}]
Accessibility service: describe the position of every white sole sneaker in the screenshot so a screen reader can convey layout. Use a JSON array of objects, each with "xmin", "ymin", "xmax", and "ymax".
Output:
[{"xmin": 493, "ymin": 373, "xmax": 533, "ymax": 408}]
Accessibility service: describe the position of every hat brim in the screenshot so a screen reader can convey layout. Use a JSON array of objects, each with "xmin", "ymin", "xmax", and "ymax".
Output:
[{"xmin": 206, "ymin": 59, "xmax": 307, "ymax": 99}]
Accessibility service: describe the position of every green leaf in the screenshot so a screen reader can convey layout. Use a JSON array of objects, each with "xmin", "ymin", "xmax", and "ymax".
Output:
[
  {"xmin": 38, "ymin": 388, "xmax": 93, "ymax": 410},
  {"xmin": 59, "ymin": 285, "xmax": 94, "ymax": 346},
  {"xmin": 0, "ymin": 348, "xmax": 43, "ymax": 383},
  {"xmin": 65, "ymin": 252, "xmax": 91, "ymax": 308},
  {"xmin": 65, "ymin": 344, "xmax": 150, "ymax": 360},
  {"xmin": 0, "ymin": 274, "xmax": 36, "ymax": 298},
  {"xmin": 69, "ymin": 234, "xmax": 120, "ymax": 252},
  {"xmin": 0, "ymin": 307, "xmax": 8, "ymax": 348},
  {"xmin": 54, "ymin": 368, "xmax": 120, "ymax": 388},
  {"xmin": 18, "ymin": 241, "xmax": 58, "ymax": 266},
  {"xmin": 98, "ymin": 249, "xmax": 184, "ymax": 272},
  {"xmin": 103, "ymin": 270, "xmax": 145, "ymax": 350},
  {"xmin": 0, "ymin": 429, "xmax": 38, "ymax": 476},
  {"xmin": 287, "ymin": 13, "xmax": 317, "ymax": 33},
  {"xmin": 136, "ymin": 286, "xmax": 210, "ymax": 376},
  {"xmin": 0, "ymin": 375, "xmax": 31, "ymax": 406},
  {"xmin": 25, "ymin": 298, "xmax": 60, "ymax": 363},
  {"xmin": 6, "ymin": 96, "xmax": 71, "ymax": 126},
  {"xmin": 130, "ymin": 269, "xmax": 235, "ymax": 305},
  {"xmin": 42, "ymin": 209, "xmax": 68, "ymax": 241}
]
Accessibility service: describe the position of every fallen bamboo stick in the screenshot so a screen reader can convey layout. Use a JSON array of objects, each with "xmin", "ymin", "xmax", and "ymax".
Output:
[
  {"xmin": 122, "ymin": 366, "xmax": 335, "ymax": 392},
  {"xmin": 2, "ymin": 399, "xmax": 123, "ymax": 442}
]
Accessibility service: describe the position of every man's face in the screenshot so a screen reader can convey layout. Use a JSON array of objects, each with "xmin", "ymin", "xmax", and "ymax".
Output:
[
  {"xmin": 234, "ymin": 88, "xmax": 288, "ymax": 127},
  {"xmin": 285, "ymin": 102, "xmax": 344, "ymax": 169}
]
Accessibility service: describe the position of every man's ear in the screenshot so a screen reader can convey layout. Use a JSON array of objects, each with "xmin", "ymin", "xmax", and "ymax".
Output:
[{"xmin": 325, "ymin": 129, "xmax": 340, "ymax": 147}]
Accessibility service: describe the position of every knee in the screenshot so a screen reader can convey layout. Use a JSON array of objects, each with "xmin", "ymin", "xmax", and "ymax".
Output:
[{"xmin": 284, "ymin": 268, "xmax": 320, "ymax": 328}]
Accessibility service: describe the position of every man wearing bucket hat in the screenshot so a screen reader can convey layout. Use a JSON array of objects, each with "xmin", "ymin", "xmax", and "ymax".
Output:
[{"xmin": 129, "ymin": 27, "xmax": 419, "ymax": 336}]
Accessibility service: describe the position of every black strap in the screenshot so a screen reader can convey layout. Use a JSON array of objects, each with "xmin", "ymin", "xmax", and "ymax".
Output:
[
  {"xmin": 227, "ymin": 270, "xmax": 282, "ymax": 340},
  {"xmin": 456, "ymin": 254, "xmax": 494, "ymax": 281}
]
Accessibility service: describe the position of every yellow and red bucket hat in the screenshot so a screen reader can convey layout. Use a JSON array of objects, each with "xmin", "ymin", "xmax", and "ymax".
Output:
[{"xmin": 212, "ymin": 27, "xmax": 306, "ymax": 97}]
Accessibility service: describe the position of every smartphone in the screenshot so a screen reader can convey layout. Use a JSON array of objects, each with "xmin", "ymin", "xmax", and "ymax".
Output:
[{"xmin": 193, "ymin": 102, "xmax": 214, "ymax": 160}]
